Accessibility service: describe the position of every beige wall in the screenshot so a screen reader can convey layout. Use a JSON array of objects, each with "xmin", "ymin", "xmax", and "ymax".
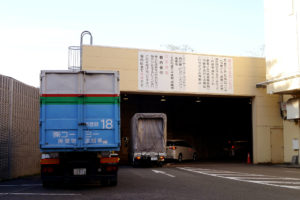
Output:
[
  {"xmin": 82, "ymin": 46, "xmax": 138, "ymax": 91},
  {"xmin": 82, "ymin": 45, "xmax": 283, "ymax": 164},
  {"xmin": 263, "ymin": 0, "xmax": 300, "ymax": 163},
  {"xmin": 253, "ymin": 94, "xmax": 283, "ymax": 163},
  {"xmin": 282, "ymin": 95, "xmax": 300, "ymax": 163},
  {"xmin": 283, "ymin": 120, "xmax": 300, "ymax": 162},
  {"xmin": 264, "ymin": 0, "xmax": 300, "ymax": 93}
]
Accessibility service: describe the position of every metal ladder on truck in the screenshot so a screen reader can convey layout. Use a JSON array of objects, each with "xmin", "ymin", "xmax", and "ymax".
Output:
[{"xmin": 68, "ymin": 31, "xmax": 93, "ymax": 71}]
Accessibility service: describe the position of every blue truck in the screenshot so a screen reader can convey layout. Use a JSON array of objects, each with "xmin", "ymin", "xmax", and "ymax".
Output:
[{"xmin": 39, "ymin": 70, "xmax": 120, "ymax": 187}]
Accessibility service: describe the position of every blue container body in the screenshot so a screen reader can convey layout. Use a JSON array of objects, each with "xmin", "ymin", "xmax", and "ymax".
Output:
[
  {"xmin": 39, "ymin": 70, "xmax": 120, "ymax": 152},
  {"xmin": 40, "ymin": 102, "xmax": 120, "ymax": 152}
]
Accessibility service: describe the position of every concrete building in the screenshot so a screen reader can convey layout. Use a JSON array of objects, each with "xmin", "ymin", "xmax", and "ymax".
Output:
[
  {"xmin": 77, "ymin": 45, "xmax": 282, "ymax": 164},
  {"xmin": 258, "ymin": 0, "xmax": 300, "ymax": 163}
]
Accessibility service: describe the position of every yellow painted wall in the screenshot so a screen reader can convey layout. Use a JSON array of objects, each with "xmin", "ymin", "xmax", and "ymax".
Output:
[
  {"xmin": 283, "ymin": 120, "xmax": 300, "ymax": 162},
  {"xmin": 282, "ymin": 95, "xmax": 300, "ymax": 163},
  {"xmin": 82, "ymin": 46, "xmax": 138, "ymax": 91},
  {"xmin": 82, "ymin": 45, "xmax": 283, "ymax": 164}
]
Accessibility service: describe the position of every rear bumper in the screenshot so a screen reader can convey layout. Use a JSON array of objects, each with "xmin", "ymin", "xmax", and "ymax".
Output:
[
  {"xmin": 166, "ymin": 151, "xmax": 177, "ymax": 159},
  {"xmin": 42, "ymin": 173, "xmax": 117, "ymax": 183},
  {"xmin": 134, "ymin": 155, "xmax": 165, "ymax": 162},
  {"xmin": 132, "ymin": 154, "xmax": 165, "ymax": 166},
  {"xmin": 41, "ymin": 163, "xmax": 118, "ymax": 183}
]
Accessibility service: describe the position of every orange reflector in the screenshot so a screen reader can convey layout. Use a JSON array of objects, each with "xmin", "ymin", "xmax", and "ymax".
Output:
[
  {"xmin": 100, "ymin": 157, "xmax": 119, "ymax": 164},
  {"xmin": 47, "ymin": 167, "xmax": 54, "ymax": 173},
  {"xmin": 106, "ymin": 166, "xmax": 118, "ymax": 172},
  {"xmin": 40, "ymin": 158, "xmax": 60, "ymax": 165},
  {"xmin": 160, "ymin": 156, "xmax": 165, "ymax": 160}
]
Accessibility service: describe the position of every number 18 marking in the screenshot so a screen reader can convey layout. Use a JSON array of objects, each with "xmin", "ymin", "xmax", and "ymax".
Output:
[{"xmin": 101, "ymin": 119, "xmax": 113, "ymax": 129}]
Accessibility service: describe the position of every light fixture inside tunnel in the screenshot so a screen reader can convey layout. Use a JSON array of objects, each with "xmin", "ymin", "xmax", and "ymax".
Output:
[
  {"xmin": 122, "ymin": 94, "xmax": 128, "ymax": 101},
  {"xmin": 160, "ymin": 96, "xmax": 166, "ymax": 102},
  {"xmin": 195, "ymin": 97, "xmax": 201, "ymax": 103}
]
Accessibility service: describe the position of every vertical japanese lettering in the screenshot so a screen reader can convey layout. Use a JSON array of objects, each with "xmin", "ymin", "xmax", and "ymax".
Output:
[{"xmin": 138, "ymin": 51, "xmax": 233, "ymax": 94}]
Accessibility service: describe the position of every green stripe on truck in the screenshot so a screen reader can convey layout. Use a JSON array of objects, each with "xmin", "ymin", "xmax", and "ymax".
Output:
[{"xmin": 40, "ymin": 96, "xmax": 120, "ymax": 104}]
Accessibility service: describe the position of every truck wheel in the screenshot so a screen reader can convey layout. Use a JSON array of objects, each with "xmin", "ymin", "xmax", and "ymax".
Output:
[
  {"xmin": 193, "ymin": 153, "xmax": 198, "ymax": 161},
  {"xmin": 132, "ymin": 160, "xmax": 137, "ymax": 168},
  {"xmin": 110, "ymin": 178, "xmax": 118, "ymax": 186},
  {"xmin": 158, "ymin": 162, "xmax": 163, "ymax": 167},
  {"xmin": 42, "ymin": 181, "xmax": 52, "ymax": 188},
  {"xmin": 102, "ymin": 174, "xmax": 118, "ymax": 186},
  {"xmin": 110, "ymin": 173, "xmax": 118, "ymax": 186},
  {"xmin": 178, "ymin": 154, "xmax": 183, "ymax": 163}
]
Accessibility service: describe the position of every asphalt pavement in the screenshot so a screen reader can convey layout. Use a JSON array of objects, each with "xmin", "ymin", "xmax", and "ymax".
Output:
[{"xmin": 1, "ymin": 162, "xmax": 300, "ymax": 200}]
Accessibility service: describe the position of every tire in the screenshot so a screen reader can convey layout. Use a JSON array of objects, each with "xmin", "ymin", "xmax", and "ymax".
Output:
[
  {"xmin": 178, "ymin": 154, "xmax": 183, "ymax": 163},
  {"xmin": 109, "ymin": 177, "xmax": 118, "ymax": 186},
  {"xmin": 132, "ymin": 157, "xmax": 137, "ymax": 167},
  {"xmin": 42, "ymin": 181, "xmax": 52, "ymax": 188},
  {"xmin": 102, "ymin": 174, "xmax": 118, "ymax": 187},
  {"xmin": 158, "ymin": 162, "xmax": 163, "ymax": 167},
  {"xmin": 193, "ymin": 153, "xmax": 198, "ymax": 161},
  {"xmin": 132, "ymin": 160, "xmax": 139, "ymax": 168}
]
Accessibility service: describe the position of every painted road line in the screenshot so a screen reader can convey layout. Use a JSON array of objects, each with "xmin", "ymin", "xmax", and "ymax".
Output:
[
  {"xmin": 178, "ymin": 167, "xmax": 300, "ymax": 190},
  {"xmin": 199, "ymin": 173, "xmax": 265, "ymax": 177},
  {"xmin": 182, "ymin": 168, "xmax": 300, "ymax": 179},
  {"xmin": 0, "ymin": 192, "xmax": 81, "ymax": 196},
  {"xmin": 233, "ymin": 177, "xmax": 300, "ymax": 180},
  {"xmin": 183, "ymin": 168, "xmax": 261, "ymax": 175},
  {"xmin": 184, "ymin": 168, "xmax": 265, "ymax": 176},
  {"xmin": 180, "ymin": 167, "xmax": 300, "ymax": 180},
  {"xmin": 284, "ymin": 170, "xmax": 300, "ymax": 173},
  {"xmin": 246, "ymin": 182, "xmax": 300, "ymax": 190},
  {"xmin": 152, "ymin": 170, "xmax": 176, "ymax": 178},
  {"xmin": 250, "ymin": 181, "xmax": 300, "ymax": 185}
]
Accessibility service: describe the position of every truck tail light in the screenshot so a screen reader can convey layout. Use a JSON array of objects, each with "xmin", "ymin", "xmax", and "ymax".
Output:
[
  {"xmin": 231, "ymin": 145, "xmax": 235, "ymax": 149},
  {"xmin": 100, "ymin": 157, "xmax": 119, "ymax": 164},
  {"xmin": 40, "ymin": 158, "xmax": 60, "ymax": 165},
  {"xmin": 136, "ymin": 156, "xmax": 141, "ymax": 160},
  {"xmin": 169, "ymin": 146, "xmax": 176, "ymax": 150},
  {"xmin": 159, "ymin": 156, "xmax": 165, "ymax": 161}
]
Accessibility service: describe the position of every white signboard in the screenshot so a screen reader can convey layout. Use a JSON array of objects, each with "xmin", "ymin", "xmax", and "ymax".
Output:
[
  {"xmin": 293, "ymin": 138, "xmax": 299, "ymax": 150},
  {"xmin": 138, "ymin": 51, "xmax": 233, "ymax": 94}
]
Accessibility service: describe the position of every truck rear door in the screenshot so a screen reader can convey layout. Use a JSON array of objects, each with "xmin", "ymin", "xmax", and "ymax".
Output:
[{"xmin": 40, "ymin": 71, "xmax": 120, "ymax": 152}]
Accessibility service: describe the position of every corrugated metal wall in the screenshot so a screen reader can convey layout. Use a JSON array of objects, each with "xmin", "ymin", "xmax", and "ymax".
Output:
[{"xmin": 0, "ymin": 74, "xmax": 40, "ymax": 180}]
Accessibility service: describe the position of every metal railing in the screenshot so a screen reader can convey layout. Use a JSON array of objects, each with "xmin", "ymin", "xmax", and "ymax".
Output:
[
  {"xmin": 68, "ymin": 46, "xmax": 81, "ymax": 71},
  {"xmin": 68, "ymin": 31, "xmax": 93, "ymax": 71}
]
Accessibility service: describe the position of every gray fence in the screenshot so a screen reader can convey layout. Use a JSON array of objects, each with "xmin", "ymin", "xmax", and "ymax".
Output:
[{"xmin": 0, "ymin": 74, "xmax": 40, "ymax": 180}]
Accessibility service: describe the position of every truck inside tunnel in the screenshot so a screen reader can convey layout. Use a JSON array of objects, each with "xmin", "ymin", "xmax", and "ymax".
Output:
[{"xmin": 120, "ymin": 93, "xmax": 253, "ymax": 163}]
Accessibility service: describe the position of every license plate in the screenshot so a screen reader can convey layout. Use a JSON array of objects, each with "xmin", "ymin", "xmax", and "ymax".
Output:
[
  {"xmin": 151, "ymin": 157, "xmax": 158, "ymax": 161},
  {"xmin": 73, "ymin": 168, "xmax": 86, "ymax": 175}
]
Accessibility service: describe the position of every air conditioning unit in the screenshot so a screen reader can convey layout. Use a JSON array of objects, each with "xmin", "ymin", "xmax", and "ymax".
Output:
[{"xmin": 286, "ymin": 98, "xmax": 300, "ymax": 119}]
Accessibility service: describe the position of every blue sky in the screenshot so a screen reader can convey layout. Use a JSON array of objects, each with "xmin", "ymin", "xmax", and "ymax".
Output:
[{"xmin": 0, "ymin": 0, "xmax": 264, "ymax": 87}]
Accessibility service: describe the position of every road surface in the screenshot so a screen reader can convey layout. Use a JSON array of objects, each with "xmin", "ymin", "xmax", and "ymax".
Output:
[{"xmin": 1, "ymin": 163, "xmax": 300, "ymax": 200}]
